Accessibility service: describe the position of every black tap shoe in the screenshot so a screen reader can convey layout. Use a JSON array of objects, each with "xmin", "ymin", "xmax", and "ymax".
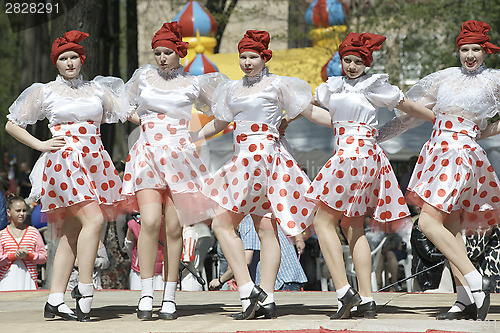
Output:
[
  {"xmin": 473, "ymin": 276, "xmax": 495, "ymax": 321},
  {"xmin": 232, "ymin": 285, "xmax": 267, "ymax": 320},
  {"xmin": 136, "ymin": 295, "xmax": 153, "ymax": 320},
  {"xmin": 71, "ymin": 285, "xmax": 92, "ymax": 322},
  {"xmin": 43, "ymin": 302, "xmax": 78, "ymax": 321},
  {"xmin": 350, "ymin": 301, "xmax": 377, "ymax": 318},
  {"xmin": 159, "ymin": 300, "xmax": 178, "ymax": 320},
  {"xmin": 436, "ymin": 302, "xmax": 477, "ymax": 320},
  {"xmin": 330, "ymin": 287, "xmax": 362, "ymax": 320},
  {"xmin": 254, "ymin": 302, "xmax": 277, "ymax": 319}
]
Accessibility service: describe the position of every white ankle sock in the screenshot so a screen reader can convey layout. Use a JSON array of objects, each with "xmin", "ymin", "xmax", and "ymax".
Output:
[
  {"xmin": 48, "ymin": 293, "xmax": 74, "ymax": 314},
  {"xmin": 77, "ymin": 282, "xmax": 94, "ymax": 314},
  {"xmin": 360, "ymin": 296, "xmax": 374, "ymax": 305},
  {"xmin": 261, "ymin": 292, "xmax": 274, "ymax": 305},
  {"xmin": 139, "ymin": 278, "xmax": 154, "ymax": 311},
  {"xmin": 336, "ymin": 284, "xmax": 350, "ymax": 309},
  {"xmin": 449, "ymin": 286, "xmax": 474, "ymax": 312},
  {"xmin": 238, "ymin": 282, "xmax": 254, "ymax": 311},
  {"xmin": 464, "ymin": 270, "xmax": 485, "ymax": 308},
  {"xmin": 161, "ymin": 281, "xmax": 177, "ymax": 313}
]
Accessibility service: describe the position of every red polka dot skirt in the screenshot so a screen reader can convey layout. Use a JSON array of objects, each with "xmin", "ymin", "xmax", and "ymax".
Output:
[
  {"xmin": 305, "ymin": 122, "xmax": 410, "ymax": 224},
  {"xmin": 122, "ymin": 114, "xmax": 215, "ymax": 224},
  {"xmin": 34, "ymin": 121, "xmax": 125, "ymax": 225},
  {"xmin": 201, "ymin": 121, "xmax": 315, "ymax": 236},
  {"xmin": 406, "ymin": 114, "xmax": 500, "ymax": 231}
]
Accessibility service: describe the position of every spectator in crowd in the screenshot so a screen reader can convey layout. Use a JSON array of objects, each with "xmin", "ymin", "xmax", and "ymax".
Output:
[
  {"xmin": 16, "ymin": 162, "xmax": 32, "ymax": 199},
  {"xmin": 180, "ymin": 222, "xmax": 215, "ymax": 291},
  {"xmin": 0, "ymin": 195, "xmax": 47, "ymax": 290},
  {"xmin": 124, "ymin": 215, "xmax": 165, "ymax": 291}
]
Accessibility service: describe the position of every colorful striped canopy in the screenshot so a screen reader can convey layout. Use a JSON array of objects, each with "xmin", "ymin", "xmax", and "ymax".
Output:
[
  {"xmin": 184, "ymin": 53, "xmax": 219, "ymax": 76},
  {"xmin": 173, "ymin": 1, "xmax": 217, "ymax": 37},
  {"xmin": 305, "ymin": 0, "xmax": 346, "ymax": 28}
]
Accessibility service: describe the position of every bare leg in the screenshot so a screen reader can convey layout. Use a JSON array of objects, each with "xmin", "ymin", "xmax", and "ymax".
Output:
[
  {"xmin": 441, "ymin": 212, "xmax": 474, "ymax": 315},
  {"xmin": 253, "ymin": 215, "xmax": 280, "ymax": 295},
  {"xmin": 385, "ymin": 251, "xmax": 400, "ymax": 285},
  {"xmin": 160, "ymin": 192, "xmax": 182, "ymax": 317},
  {"xmin": 375, "ymin": 252, "xmax": 386, "ymax": 289},
  {"xmin": 344, "ymin": 216, "xmax": 372, "ymax": 297},
  {"xmin": 136, "ymin": 189, "xmax": 163, "ymax": 279},
  {"xmin": 211, "ymin": 211, "xmax": 250, "ymax": 285},
  {"xmin": 418, "ymin": 204, "xmax": 475, "ymax": 275},
  {"xmin": 50, "ymin": 216, "xmax": 81, "ymax": 294},
  {"xmin": 163, "ymin": 193, "xmax": 182, "ymax": 283},
  {"xmin": 314, "ymin": 203, "xmax": 361, "ymax": 319},
  {"xmin": 72, "ymin": 202, "xmax": 104, "ymax": 285},
  {"xmin": 419, "ymin": 204, "xmax": 488, "ymax": 318},
  {"xmin": 135, "ymin": 189, "xmax": 163, "ymax": 315},
  {"xmin": 213, "ymin": 211, "xmax": 267, "ymax": 318},
  {"xmin": 313, "ymin": 203, "xmax": 348, "ymax": 289}
]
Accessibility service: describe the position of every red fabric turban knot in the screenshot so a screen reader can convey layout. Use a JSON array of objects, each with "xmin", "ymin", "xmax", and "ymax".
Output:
[
  {"xmin": 338, "ymin": 32, "xmax": 387, "ymax": 67},
  {"xmin": 151, "ymin": 22, "xmax": 189, "ymax": 58},
  {"xmin": 238, "ymin": 30, "xmax": 273, "ymax": 62},
  {"xmin": 456, "ymin": 20, "xmax": 500, "ymax": 54},
  {"xmin": 50, "ymin": 30, "xmax": 89, "ymax": 66}
]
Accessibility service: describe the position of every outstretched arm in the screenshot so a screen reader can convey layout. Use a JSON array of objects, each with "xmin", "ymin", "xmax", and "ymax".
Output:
[
  {"xmin": 479, "ymin": 120, "xmax": 500, "ymax": 140},
  {"xmin": 300, "ymin": 103, "xmax": 334, "ymax": 128},
  {"xmin": 191, "ymin": 118, "xmax": 230, "ymax": 142},
  {"xmin": 5, "ymin": 121, "xmax": 65, "ymax": 152},
  {"xmin": 396, "ymin": 97, "xmax": 435, "ymax": 122},
  {"xmin": 279, "ymin": 102, "xmax": 332, "ymax": 135}
]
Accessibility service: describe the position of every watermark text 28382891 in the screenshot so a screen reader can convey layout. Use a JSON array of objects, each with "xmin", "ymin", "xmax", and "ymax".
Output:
[{"xmin": 5, "ymin": 2, "xmax": 59, "ymax": 14}]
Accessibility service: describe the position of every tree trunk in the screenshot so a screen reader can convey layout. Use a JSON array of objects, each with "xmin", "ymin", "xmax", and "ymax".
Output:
[
  {"xmin": 126, "ymin": 0, "xmax": 138, "ymax": 80},
  {"xmin": 206, "ymin": 0, "xmax": 238, "ymax": 54}
]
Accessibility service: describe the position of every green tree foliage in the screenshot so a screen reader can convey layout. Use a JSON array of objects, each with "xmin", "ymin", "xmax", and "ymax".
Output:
[{"xmin": 349, "ymin": 0, "xmax": 500, "ymax": 86}]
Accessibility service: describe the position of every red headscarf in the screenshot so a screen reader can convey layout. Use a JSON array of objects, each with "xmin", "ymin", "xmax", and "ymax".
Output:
[
  {"xmin": 151, "ymin": 22, "xmax": 189, "ymax": 58},
  {"xmin": 238, "ymin": 30, "xmax": 273, "ymax": 62},
  {"xmin": 338, "ymin": 32, "xmax": 386, "ymax": 67},
  {"xmin": 456, "ymin": 20, "xmax": 500, "ymax": 54},
  {"xmin": 50, "ymin": 30, "xmax": 89, "ymax": 66}
]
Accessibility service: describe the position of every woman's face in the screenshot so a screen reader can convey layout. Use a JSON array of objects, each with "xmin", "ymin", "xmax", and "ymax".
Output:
[
  {"xmin": 154, "ymin": 47, "xmax": 180, "ymax": 71},
  {"xmin": 239, "ymin": 51, "xmax": 266, "ymax": 77},
  {"xmin": 7, "ymin": 201, "xmax": 27, "ymax": 225},
  {"xmin": 459, "ymin": 43, "xmax": 485, "ymax": 72},
  {"xmin": 342, "ymin": 54, "xmax": 366, "ymax": 79},
  {"xmin": 56, "ymin": 51, "xmax": 82, "ymax": 80}
]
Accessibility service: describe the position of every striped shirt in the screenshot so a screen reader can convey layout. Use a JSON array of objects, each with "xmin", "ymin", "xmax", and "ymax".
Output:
[
  {"xmin": 0, "ymin": 226, "xmax": 47, "ymax": 284},
  {"xmin": 239, "ymin": 215, "xmax": 307, "ymax": 290}
]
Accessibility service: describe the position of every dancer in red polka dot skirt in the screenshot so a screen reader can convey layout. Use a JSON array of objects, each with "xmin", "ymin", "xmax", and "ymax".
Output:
[
  {"xmin": 192, "ymin": 30, "xmax": 332, "ymax": 320},
  {"xmin": 5, "ymin": 31, "xmax": 132, "ymax": 322},
  {"xmin": 382, "ymin": 21, "xmax": 500, "ymax": 321},
  {"xmin": 121, "ymin": 22, "xmax": 226, "ymax": 320},
  {"xmin": 300, "ymin": 33, "xmax": 434, "ymax": 320}
]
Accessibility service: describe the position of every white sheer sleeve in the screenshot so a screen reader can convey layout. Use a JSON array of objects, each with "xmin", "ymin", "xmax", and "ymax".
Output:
[
  {"xmin": 124, "ymin": 66, "xmax": 145, "ymax": 114},
  {"xmin": 194, "ymin": 72, "xmax": 229, "ymax": 115},
  {"xmin": 314, "ymin": 82, "xmax": 331, "ymax": 109},
  {"xmin": 7, "ymin": 83, "xmax": 45, "ymax": 128},
  {"xmin": 94, "ymin": 76, "xmax": 132, "ymax": 124},
  {"xmin": 211, "ymin": 79, "xmax": 236, "ymax": 122},
  {"xmin": 365, "ymin": 75, "xmax": 404, "ymax": 110},
  {"xmin": 376, "ymin": 73, "xmax": 438, "ymax": 143},
  {"xmin": 278, "ymin": 76, "xmax": 313, "ymax": 119}
]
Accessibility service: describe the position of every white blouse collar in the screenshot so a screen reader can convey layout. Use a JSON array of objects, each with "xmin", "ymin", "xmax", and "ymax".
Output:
[
  {"xmin": 242, "ymin": 67, "xmax": 270, "ymax": 87},
  {"xmin": 56, "ymin": 74, "xmax": 85, "ymax": 88},
  {"xmin": 156, "ymin": 65, "xmax": 186, "ymax": 80}
]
